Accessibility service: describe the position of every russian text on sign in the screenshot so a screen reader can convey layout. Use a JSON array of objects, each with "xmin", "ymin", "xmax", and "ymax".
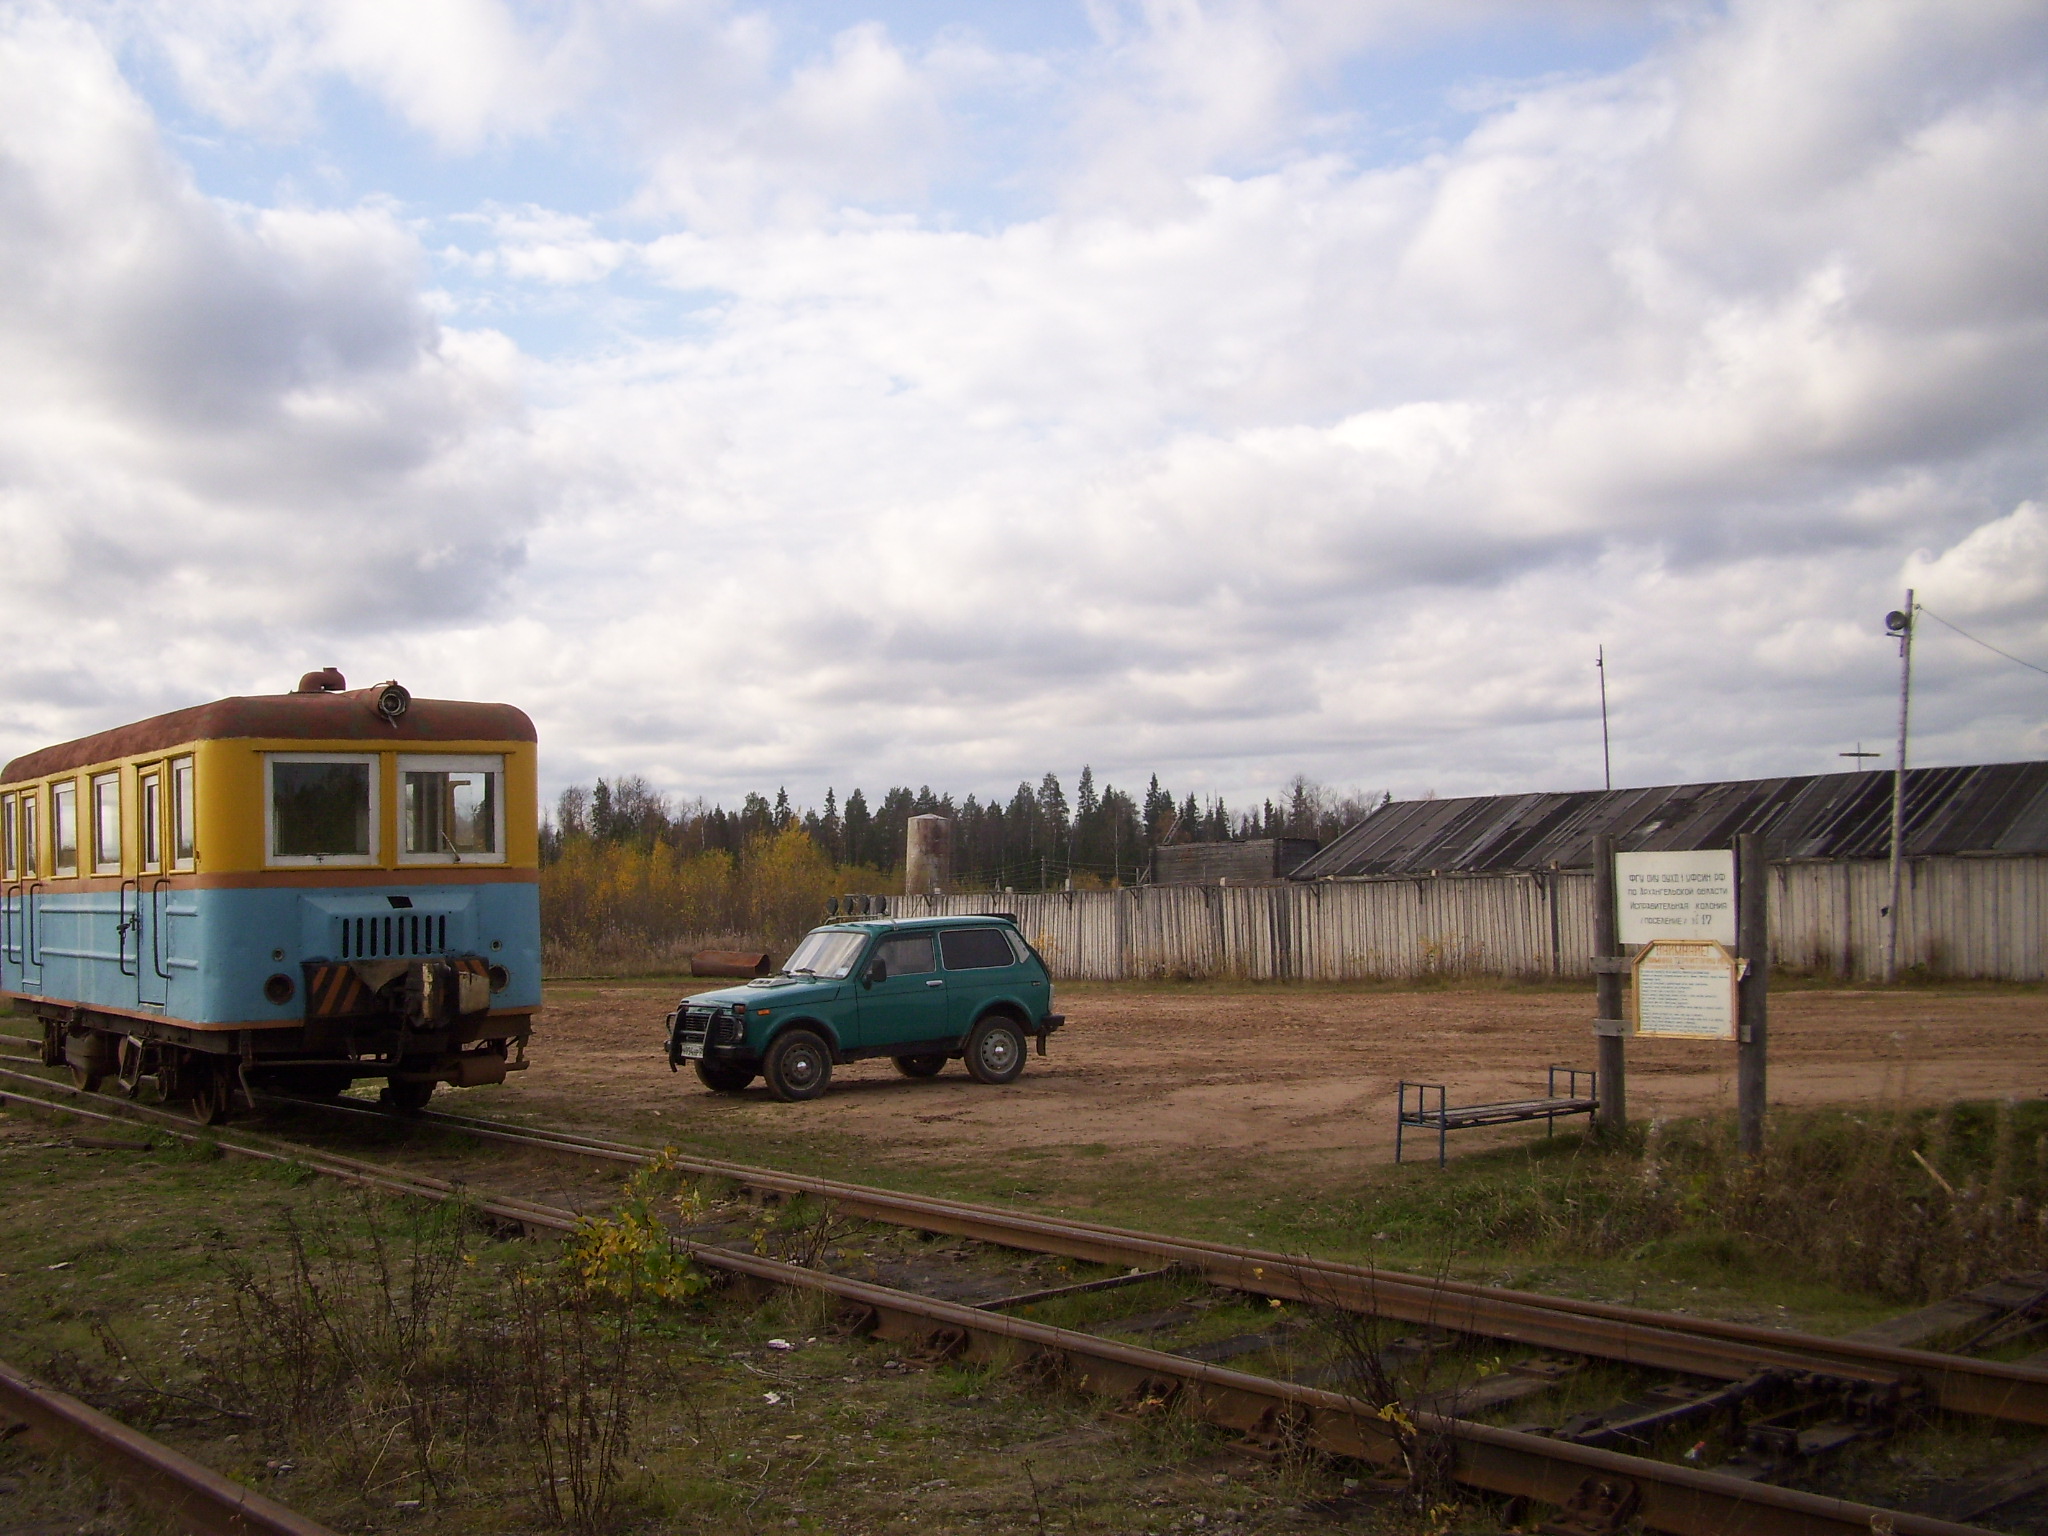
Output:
[{"xmin": 1615, "ymin": 850, "xmax": 1736, "ymax": 946}]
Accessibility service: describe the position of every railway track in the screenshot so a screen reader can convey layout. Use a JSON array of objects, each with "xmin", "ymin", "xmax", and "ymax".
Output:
[
  {"xmin": 0, "ymin": 1354, "xmax": 335, "ymax": 1536},
  {"xmin": 1, "ymin": 1059, "xmax": 2041, "ymax": 1536}
]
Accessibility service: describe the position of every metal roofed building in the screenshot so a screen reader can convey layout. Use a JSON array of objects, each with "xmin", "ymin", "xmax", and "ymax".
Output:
[{"xmin": 1289, "ymin": 761, "xmax": 2048, "ymax": 880}]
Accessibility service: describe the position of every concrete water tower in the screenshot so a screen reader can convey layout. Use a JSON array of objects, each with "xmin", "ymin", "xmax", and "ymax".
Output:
[{"xmin": 904, "ymin": 814, "xmax": 953, "ymax": 896}]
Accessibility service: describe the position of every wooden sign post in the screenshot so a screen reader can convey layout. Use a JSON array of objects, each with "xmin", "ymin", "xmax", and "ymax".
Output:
[{"xmin": 1594, "ymin": 836, "xmax": 1769, "ymax": 1157}]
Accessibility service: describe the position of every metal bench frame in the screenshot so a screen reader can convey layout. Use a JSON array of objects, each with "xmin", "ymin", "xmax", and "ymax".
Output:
[{"xmin": 1395, "ymin": 1065, "xmax": 1599, "ymax": 1167}]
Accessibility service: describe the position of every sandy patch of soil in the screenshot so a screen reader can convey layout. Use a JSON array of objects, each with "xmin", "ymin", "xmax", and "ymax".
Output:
[{"xmin": 502, "ymin": 983, "xmax": 2048, "ymax": 1166}]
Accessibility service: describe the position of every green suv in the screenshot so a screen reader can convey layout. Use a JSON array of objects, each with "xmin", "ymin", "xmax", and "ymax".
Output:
[{"xmin": 664, "ymin": 916, "xmax": 1065, "ymax": 1102}]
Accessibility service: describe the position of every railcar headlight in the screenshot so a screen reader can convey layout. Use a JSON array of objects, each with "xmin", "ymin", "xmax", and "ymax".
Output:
[{"xmin": 375, "ymin": 682, "xmax": 411, "ymax": 723}]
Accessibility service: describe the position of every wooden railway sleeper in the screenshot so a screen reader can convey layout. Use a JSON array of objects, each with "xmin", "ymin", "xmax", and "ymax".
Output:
[{"xmin": 1537, "ymin": 1474, "xmax": 1644, "ymax": 1536}]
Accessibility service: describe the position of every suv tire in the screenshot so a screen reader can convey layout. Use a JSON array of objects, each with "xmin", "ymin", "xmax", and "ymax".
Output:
[
  {"xmin": 963, "ymin": 1017, "xmax": 1026, "ymax": 1085},
  {"xmin": 694, "ymin": 1059, "xmax": 757, "ymax": 1093},
  {"xmin": 763, "ymin": 1028, "xmax": 833, "ymax": 1102},
  {"xmin": 893, "ymin": 1054, "xmax": 947, "ymax": 1079}
]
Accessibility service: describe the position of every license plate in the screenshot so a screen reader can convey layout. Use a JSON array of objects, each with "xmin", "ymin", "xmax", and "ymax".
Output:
[{"xmin": 678, "ymin": 1040, "xmax": 705, "ymax": 1060}]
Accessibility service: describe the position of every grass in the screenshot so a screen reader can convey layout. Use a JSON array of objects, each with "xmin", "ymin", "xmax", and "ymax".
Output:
[
  {"xmin": 0, "ymin": 1098, "xmax": 1420, "ymax": 1535},
  {"xmin": 7, "ymin": 984, "xmax": 2048, "ymax": 1531}
]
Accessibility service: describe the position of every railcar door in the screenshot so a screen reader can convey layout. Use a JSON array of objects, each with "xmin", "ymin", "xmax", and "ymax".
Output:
[
  {"xmin": 134, "ymin": 768, "xmax": 169, "ymax": 1008},
  {"xmin": 12, "ymin": 791, "xmax": 43, "ymax": 992}
]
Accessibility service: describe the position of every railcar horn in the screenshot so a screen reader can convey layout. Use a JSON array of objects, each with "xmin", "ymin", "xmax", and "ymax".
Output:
[{"xmin": 374, "ymin": 682, "xmax": 411, "ymax": 725}]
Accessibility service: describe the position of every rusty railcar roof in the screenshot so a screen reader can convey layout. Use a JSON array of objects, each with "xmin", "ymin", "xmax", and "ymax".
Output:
[
  {"xmin": 1, "ymin": 688, "xmax": 537, "ymax": 784},
  {"xmin": 1290, "ymin": 761, "xmax": 2048, "ymax": 878}
]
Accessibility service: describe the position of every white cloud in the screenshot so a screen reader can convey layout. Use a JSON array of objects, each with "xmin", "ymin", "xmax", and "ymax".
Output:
[
  {"xmin": 5, "ymin": 0, "xmax": 2046, "ymax": 810},
  {"xmin": 1907, "ymin": 503, "xmax": 2048, "ymax": 617},
  {"xmin": 0, "ymin": 9, "xmax": 533, "ymax": 741}
]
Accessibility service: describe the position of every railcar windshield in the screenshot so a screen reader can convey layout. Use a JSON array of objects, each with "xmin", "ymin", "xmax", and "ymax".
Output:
[
  {"xmin": 780, "ymin": 929, "xmax": 868, "ymax": 979},
  {"xmin": 401, "ymin": 755, "xmax": 502, "ymax": 861},
  {"xmin": 271, "ymin": 759, "xmax": 372, "ymax": 859}
]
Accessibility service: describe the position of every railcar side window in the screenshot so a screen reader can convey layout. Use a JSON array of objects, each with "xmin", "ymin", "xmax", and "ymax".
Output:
[
  {"xmin": 139, "ymin": 770, "xmax": 162, "ymax": 874},
  {"xmin": 170, "ymin": 758, "xmax": 195, "ymax": 869},
  {"xmin": 51, "ymin": 781, "xmax": 78, "ymax": 876},
  {"xmin": 399, "ymin": 755, "xmax": 503, "ymax": 863},
  {"xmin": 20, "ymin": 793, "xmax": 38, "ymax": 877},
  {"xmin": 1, "ymin": 793, "xmax": 15, "ymax": 880},
  {"xmin": 92, "ymin": 773, "xmax": 121, "ymax": 874},
  {"xmin": 267, "ymin": 755, "xmax": 377, "ymax": 864}
]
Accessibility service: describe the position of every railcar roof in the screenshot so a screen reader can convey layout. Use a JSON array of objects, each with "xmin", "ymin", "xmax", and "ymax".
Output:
[{"xmin": 1, "ymin": 687, "xmax": 536, "ymax": 784}]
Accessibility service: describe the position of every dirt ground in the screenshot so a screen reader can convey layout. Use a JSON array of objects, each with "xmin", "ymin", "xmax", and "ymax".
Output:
[{"xmin": 506, "ymin": 980, "xmax": 2048, "ymax": 1167}]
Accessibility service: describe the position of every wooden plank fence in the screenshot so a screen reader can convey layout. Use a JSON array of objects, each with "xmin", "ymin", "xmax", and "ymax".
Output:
[{"xmin": 900, "ymin": 855, "xmax": 2047, "ymax": 983}]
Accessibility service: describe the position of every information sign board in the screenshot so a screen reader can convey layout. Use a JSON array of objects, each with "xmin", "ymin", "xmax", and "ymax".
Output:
[
  {"xmin": 1632, "ymin": 940, "xmax": 1740, "ymax": 1040},
  {"xmin": 1616, "ymin": 850, "xmax": 1736, "ymax": 946}
]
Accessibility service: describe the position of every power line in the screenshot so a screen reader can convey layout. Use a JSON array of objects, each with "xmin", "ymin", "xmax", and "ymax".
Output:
[{"xmin": 1918, "ymin": 604, "xmax": 2048, "ymax": 678}]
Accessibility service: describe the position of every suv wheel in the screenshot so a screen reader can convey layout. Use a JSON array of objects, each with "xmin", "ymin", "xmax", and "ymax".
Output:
[
  {"xmin": 763, "ymin": 1029, "xmax": 833, "ymax": 1102},
  {"xmin": 893, "ymin": 1054, "xmax": 947, "ymax": 1079},
  {"xmin": 694, "ymin": 1059, "xmax": 757, "ymax": 1094},
  {"xmin": 963, "ymin": 1017, "xmax": 1026, "ymax": 1085}
]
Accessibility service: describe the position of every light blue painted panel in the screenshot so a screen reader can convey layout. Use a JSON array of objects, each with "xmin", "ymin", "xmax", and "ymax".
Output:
[{"xmin": 1, "ymin": 881, "xmax": 541, "ymax": 1025}]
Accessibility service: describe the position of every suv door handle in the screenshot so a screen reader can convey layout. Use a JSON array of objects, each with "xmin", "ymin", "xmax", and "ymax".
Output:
[{"xmin": 925, "ymin": 979, "xmax": 944, "ymax": 988}]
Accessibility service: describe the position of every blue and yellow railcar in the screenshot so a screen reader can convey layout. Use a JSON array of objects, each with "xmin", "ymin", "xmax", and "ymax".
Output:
[{"xmin": 0, "ymin": 669, "xmax": 541, "ymax": 1120}]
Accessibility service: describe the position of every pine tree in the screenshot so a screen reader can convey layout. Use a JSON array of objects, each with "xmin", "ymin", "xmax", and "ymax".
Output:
[
  {"xmin": 820, "ymin": 788, "xmax": 842, "ymax": 862},
  {"xmin": 844, "ymin": 788, "xmax": 871, "ymax": 867}
]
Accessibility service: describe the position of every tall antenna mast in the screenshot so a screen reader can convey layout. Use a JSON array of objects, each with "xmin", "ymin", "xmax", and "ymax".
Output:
[{"xmin": 1597, "ymin": 646, "xmax": 1612, "ymax": 791}]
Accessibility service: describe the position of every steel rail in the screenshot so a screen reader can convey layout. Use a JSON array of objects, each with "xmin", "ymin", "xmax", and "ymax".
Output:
[
  {"xmin": 0, "ymin": 1357, "xmax": 336, "ymax": 1536},
  {"xmin": 0, "ymin": 1077, "xmax": 2002, "ymax": 1536},
  {"xmin": 257, "ymin": 1089, "xmax": 2048, "ymax": 1426}
]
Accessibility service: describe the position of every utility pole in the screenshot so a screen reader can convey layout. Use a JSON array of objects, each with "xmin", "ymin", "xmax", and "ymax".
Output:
[
  {"xmin": 1597, "ymin": 646, "xmax": 1612, "ymax": 791},
  {"xmin": 1591, "ymin": 832, "xmax": 1626, "ymax": 1135},
  {"xmin": 1883, "ymin": 593, "xmax": 1916, "ymax": 984},
  {"xmin": 1736, "ymin": 832, "xmax": 1770, "ymax": 1157}
]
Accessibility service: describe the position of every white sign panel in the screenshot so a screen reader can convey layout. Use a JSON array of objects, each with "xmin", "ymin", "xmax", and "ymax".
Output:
[
  {"xmin": 1616, "ymin": 850, "xmax": 1736, "ymax": 946},
  {"xmin": 1632, "ymin": 940, "xmax": 1740, "ymax": 1039}
]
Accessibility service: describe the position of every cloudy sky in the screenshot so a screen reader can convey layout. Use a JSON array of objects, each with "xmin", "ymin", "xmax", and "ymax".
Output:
[{"xmin": 2, "ymin": 0, "xmax": 2044, "ymax": 811}]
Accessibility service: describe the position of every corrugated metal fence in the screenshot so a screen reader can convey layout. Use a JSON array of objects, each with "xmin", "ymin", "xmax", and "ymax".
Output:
[{"xmin": 900, "ymin": 855, "xmax": 2047, "ymax": 982}]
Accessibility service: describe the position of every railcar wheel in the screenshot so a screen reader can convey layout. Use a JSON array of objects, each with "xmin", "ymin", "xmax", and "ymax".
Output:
[
  {"xmin": 963, "ymin": 1018, "xmax": 1026, "ymax": 1085},
  {"xmin": 380, "ymin": 1079, "xmax": 435, "ymax": 1114},
  {"xmin": 893, "ymin": 1054, "xmax": 947, "ymax": 1079},
  {"xmin": 185, "ymin": 1063, "xmax": 234, "ymax": 1126},
  {"xmin": 69, "ymin": 1062, "xmax": 105, "ymax": 1093},
  {"xmin": 693, "ymin": 1060, "xmax": 757, "ymax": 1094},
  {"xmin": 762, "ymin": 1029, "xmax": 832, "ymax": 1103}
]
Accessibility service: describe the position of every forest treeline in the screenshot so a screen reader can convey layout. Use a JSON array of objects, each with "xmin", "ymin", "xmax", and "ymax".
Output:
[{"xmin": 540, "ymin": 771, "xmax": 1382, "ymax": 974}]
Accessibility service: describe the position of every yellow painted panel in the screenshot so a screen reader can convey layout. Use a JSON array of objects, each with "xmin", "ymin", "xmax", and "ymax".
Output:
[{"xmin": 22, "ymin": 738, "xmax": 537, "ymax": 878}]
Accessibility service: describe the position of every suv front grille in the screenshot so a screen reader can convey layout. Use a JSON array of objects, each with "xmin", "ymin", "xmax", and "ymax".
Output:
[{"xmin": 676, "ymin": 1008, "xmax": 741, "ymax": 1047}]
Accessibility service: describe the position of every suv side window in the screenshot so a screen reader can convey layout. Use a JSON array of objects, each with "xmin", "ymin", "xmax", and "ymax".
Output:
[
  {"xmin": 876, "ymin": 933, "xmax": 936, "ymax": 975},
  {"xmin": 940, "ymin": 928, "xmax": 1015, "ymax": 971}
]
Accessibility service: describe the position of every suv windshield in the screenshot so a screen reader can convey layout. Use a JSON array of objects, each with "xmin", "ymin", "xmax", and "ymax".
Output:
[{"xmin": 780, "ymin": 929, "xmax": 869, "ymax": 979}]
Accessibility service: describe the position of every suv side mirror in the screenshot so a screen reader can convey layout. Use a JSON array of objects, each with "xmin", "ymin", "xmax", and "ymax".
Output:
[{"xmin": 866, "ymin": 958, "xmax": 888, "ymax": 985}]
